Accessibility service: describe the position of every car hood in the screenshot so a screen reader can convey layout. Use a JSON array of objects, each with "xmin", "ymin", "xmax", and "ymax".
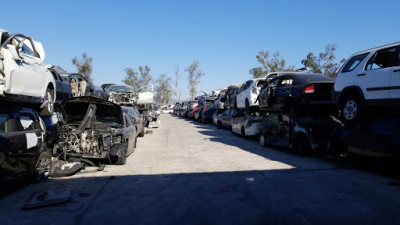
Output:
[{"xmin": 59, "ymin": 96, "xmax": 123, "ymax": 125}]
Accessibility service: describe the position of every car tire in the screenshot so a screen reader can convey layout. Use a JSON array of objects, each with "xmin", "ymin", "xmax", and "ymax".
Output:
[
  {"xmin": 113, "ymin": 145, "xmax": 127, "ymax": 165},
  {"xmin": 259, "ymin": 133, "xmax": 267, "ymax": 147},
  {"xmin": 139, "ymin": 128, "xmax": 145, "ymax": 137},
  {"xmin": 245, "ymin": 99, "xmax": 250, "ymax": 112},
  {"xmin": 32, "ymin": 150, "xmax": 51, "ymax": 182},
  {"xmin": 241, "ymin": 126, "xmax": 245, "ymax": 137},
  {"xmin": 340, "ymin": 95, "xmax": 363, "ymax": 126},
  {"xmin": 40, "ymin": 88, "xmax": 54, "ymax": 117},
  {"xmin": 217, "ymin": 121, "xmax": 222, "ymax": 129}
]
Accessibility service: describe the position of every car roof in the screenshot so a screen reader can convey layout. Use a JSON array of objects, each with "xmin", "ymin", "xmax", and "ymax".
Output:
[{"xmin": 351, "ymin": 42, "xmax": 400, "ymax": 56}]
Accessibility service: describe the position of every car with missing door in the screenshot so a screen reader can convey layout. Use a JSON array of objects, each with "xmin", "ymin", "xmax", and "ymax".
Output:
[
  {"xmin": 332, "ymin": 42, "xmax": 400, "ymax": 125},
  {"xmin": 0, "ymin": 29, "xmax": 56, "ymax": 117},
  {"xmin": 0, "ymin": 106, "xmax": 51, "ymax": 189}
]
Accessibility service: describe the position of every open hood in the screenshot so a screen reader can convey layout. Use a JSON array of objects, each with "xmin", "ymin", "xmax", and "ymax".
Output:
[{"xmin": 59, "ymin": 96, "xmax": 123, "ymax": 125}]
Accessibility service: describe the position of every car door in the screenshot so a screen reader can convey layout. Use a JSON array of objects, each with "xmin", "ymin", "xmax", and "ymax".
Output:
[
  {"xmin": 274, "ymin": 76, "xmax": 294, "ymax": 109},
  {"xmin": 389, "ymin": 46, "xmax": 400, "ymax": 99},
  {"xmin": 124, "ymin": 115, "xmax": 135, "ymax": 155},
  {"xmin": 237, "ymin": 81, "xmax": 248, "ymax": 108},
  {"xmin": 359, "ymin": 46, "xmax": 397, "ymax": 100},
  {"xmin": 9, "ymin": 38, "xmax": 44, "ymax": 97}
]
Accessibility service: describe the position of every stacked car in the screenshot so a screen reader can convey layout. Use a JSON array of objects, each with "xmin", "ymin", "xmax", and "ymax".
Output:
[{"xmin": 0, "ymin": 29, "xmax": 149, "ymax": 188}]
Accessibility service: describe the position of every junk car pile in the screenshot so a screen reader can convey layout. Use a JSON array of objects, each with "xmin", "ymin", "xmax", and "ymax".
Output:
[
  {"xmin": 175, "ymin": 42, "xmax": 400, "ymax": 163},
  {"xmin": 0, "ymin": 29, "xmax": 149, "ymax": 189}
]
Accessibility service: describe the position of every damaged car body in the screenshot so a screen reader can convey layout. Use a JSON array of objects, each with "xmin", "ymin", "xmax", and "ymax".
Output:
[
  {"xmin": 0, "ymin": 29, "xmax": 56, "ymax": 117},
  {"xmin": 0, "ymin": 106, "xmax": 51, "ymax": 189},
  {"xmin": 55, "ymin": 97, "xmax": 136, "ymax": 165},
  {"xmin": 107, "ymin": 84, "xmax": 135, "ymax": 106}
]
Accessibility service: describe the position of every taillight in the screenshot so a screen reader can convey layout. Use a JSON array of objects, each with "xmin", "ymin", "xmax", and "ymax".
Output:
[
  {"xmin": 205, "ymin": 106, "xmax": 208, "ymax": 111},
  {"xmin": 303, "ymin": 85, "xmax": 315, "ymax": 94}
]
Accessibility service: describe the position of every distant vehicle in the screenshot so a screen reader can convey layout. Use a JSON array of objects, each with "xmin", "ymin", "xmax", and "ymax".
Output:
[
  {"xmin": 198, "ymin": 97, "xmax": 216, "ymax": 123},
  {"xmin": 332, "ymin": 42, "xmax": 400, "ymax": 125},
  {"xmin": 223, "ymin": 84, "xmax": 240, "ymax": 109},
  {"xmin": 231, "ymin": 111, "xmax": 264, "ymax": 136},
  {"xmin": 0, "ymin": 106, "xmax": 51, "ymax": 188},
  {"xmin": 55, "ymin": 97, "xmax": 136, "ymax": 165},
  {"xmin": 47, "ymin": 66, "xmax": 72, "ymax": 104},
  {"xmin": 214, "ymin": 89, "xmax": 227, "ymax": 110},
  {"xmin": 236, "ymin": 78, "xmax": 266, "ymax": 110},
  {"xmin": 108, "ymin": 85, "xmax": 135, "ymax": 106},
  {"xmin": 258, "ymin": 73, "xmax": 334, "ymax": 115},
  {"xmin": 101, "ymin": 83, "xmax": 116, "ymax": 98},
  {"xmin": 0, "ymin": 29, "xmax": 56, "ymax": 116},
  {"xmin": 60, "ymin": 73, "xmax": 95, "ymax": 97},
  {"xmin": 93, "ymin": 86, "xmax": 107, "ymax": 99},
  {"xmin": 160, "ymin": 106, "xmax": 173, "ymax": 114}
]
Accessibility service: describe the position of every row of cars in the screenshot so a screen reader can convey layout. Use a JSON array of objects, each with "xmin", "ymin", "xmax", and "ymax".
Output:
[
  {"xmin": 0, "ymin": 29, "xmax": 151, "ymax": 190},
  {"xmin": 174, "ymin": 41, "xmax": 400, "ymax": 162}
]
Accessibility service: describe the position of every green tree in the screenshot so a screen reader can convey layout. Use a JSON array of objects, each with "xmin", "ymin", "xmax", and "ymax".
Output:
[
  {"xmin": 138, "ymin": 65, "xmax": 152, "ymax": 91},
  {"xmin": 301, "ymin": 44, "xmax": 346, "ymax": 77},
  {"xmin": 72, "ymin": 53, "xmax": 93, "ymax": 81},
  {"xmin": 250, "ymin": 51, "xmax": 294, "ymax": 78},
  {"xmin": 186, "ymin": 60, "xmax": 204, "ymax": 99},
  {"xmin": 301, "ymin": 52, "xmax": 322, "ymax": 73},
  {"xmin": 123, "ymin": 67, "xmax": 141, "ymax": 91},
  {"xmin": 154, "ymin": 74, "xmax": 173, "ymax": 104}
]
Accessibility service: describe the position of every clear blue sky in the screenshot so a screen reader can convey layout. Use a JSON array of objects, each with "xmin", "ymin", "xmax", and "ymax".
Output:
[{"xmin": 2, "ymin": 0, "xmax": 399, "ymax": 100}]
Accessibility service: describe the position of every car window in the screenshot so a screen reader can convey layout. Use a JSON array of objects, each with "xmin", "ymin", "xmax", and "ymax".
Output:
[
  {"xmin": 257, "ymin": 80, "xmax": 266, "ymax": 88},
  {"xmin": 269, "ymin": 78, "xmax": 280, "ymax": 88},
  {"xmin": 21, "ymin": 42, "xmax": 37, "ymax": 58},
  {"xmin": 0, "ymin": 114, "xmax": 12, "ymax": 133},
  {"xmin": 365, "ymin": 46, "xmax": 398, "ymax": 70},
  {"xmin": 16, "ymin": 113, "xmax": 36, "ymax": 131},
  {"xmin": 279, "ymin": 77, "xmax": 293, "ymax": 86},
  {"xmin": 342, "ymin": 53, "xmax": 369, "ymax": 73}
]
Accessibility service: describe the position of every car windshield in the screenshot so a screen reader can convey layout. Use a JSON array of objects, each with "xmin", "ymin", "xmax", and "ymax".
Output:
[{"xmin": 110, "ymin": 86, "xmax": 133, "ymax": 93}]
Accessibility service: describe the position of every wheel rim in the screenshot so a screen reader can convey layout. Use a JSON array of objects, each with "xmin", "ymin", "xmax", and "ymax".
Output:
[
  {"xmin": 35, "ymin": 156, "xmax": 51, "ymax": 181},
  {"xmin": 343, "ymin": 100, "xmax": 357, "ymax": 120},
  {"xmin": 47, "ymin": 91, "xmax": 54, "ymax": 113},
  {"xmin": 259, "ymin": 134, "xmax": 265, "ymax": 146}
]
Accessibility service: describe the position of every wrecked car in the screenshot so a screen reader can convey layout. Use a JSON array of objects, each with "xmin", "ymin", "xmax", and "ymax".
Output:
[
  {"xmin": 60, "ymin": 73, "xmax": 94, "ymax": 97},
  {"xmin": 258, "ymin": 73, "xmax": 334, "ymax": 115},
  {"xmin": 0, "ymin": 29, "xmax": 56, "ymax": 117},
  {"xmin": 47, "ymin": 65, "xmax": 72, "ymax": 104},
  {"xmin": 54, "ymin": 97, "xmax": 136, "ymax": 165},
  {"xmin": 0, "ymin": 106, "xmax": 51, "ymax": 189},
  {"xmin": 107, "ymin": 84, "xmax": 136, "ymax": 106},
  {"xmin": 259, "ymin": 113, "xmax": 340, "ymax": 156},
  {"xmin": 231, "ymin": 111, "xmax": 264, "ymax": 136}
]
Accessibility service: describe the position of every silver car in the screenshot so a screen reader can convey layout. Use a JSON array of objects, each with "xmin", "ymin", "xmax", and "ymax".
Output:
[{"xmin": 0, "ymin": 29, "xmax": 55, "ymax": 116}]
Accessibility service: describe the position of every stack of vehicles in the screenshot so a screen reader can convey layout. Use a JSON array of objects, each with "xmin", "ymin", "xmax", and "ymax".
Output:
[
  {"xmin": 0, "ymin": 28, "xmax": 148, "ymax": 188},
  {"xmin": 176, "ymin": 41, "xmax": 400, "ymax": 163}
]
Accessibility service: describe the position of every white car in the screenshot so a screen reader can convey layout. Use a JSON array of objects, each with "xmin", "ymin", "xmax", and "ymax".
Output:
[
  {"xmin": 236, "ymin": 78, "xmax": 266, "ymax": 110},
  {"xmin": 0, "ymin": 29, "xmax": 55, "ymax": 116},
  {"xmin": 214, "ymin": 89, "xmax": 227, "ymax": 110},
  {"xmin": 332, "ymin": 42, "xmax": 400, "ymax": 125}
]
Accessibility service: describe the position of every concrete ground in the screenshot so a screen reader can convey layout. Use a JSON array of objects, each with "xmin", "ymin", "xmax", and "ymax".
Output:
[{"xmin": 1, "ymin": 114, "xmax": 400, "ymax": 225}]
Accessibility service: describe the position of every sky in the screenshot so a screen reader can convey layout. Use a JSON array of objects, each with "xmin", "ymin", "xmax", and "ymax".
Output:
[{"xmin": 2, "ymin": 0, "xmax": 399, "ymax": 100}]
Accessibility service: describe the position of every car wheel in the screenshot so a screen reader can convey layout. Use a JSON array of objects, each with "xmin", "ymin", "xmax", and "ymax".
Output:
[
  {"xmin": 40, "ymin": 88, "xmax": 54, "ymax": 117},
  {"xmin": 340, "ymin": 95, "xmax": 363, "ymax": 126},
  {"xmin": 245, "ymin": 99, "xmax": 250, "ymax": 111},
  {"xmin": 139, "ymin": 128, "xmax": 145, "ymax": 137},
  {"xmin": 241, "ymin": 126, "xmax": 246, "ymax": 137},
  {"xmin": 33, "ymin": 151, "xmax": 51, "ymax": 182},
  {"xmin": 259, "ymin": 133, "xmax": 267, "ymax": 147},
  {"xmin": 113, "ymin": 144, "xmax": 127, "ymax": 165},
  {"xmin": 217, "ymin": 121, "xmax": 222, "ymax": 129}
]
